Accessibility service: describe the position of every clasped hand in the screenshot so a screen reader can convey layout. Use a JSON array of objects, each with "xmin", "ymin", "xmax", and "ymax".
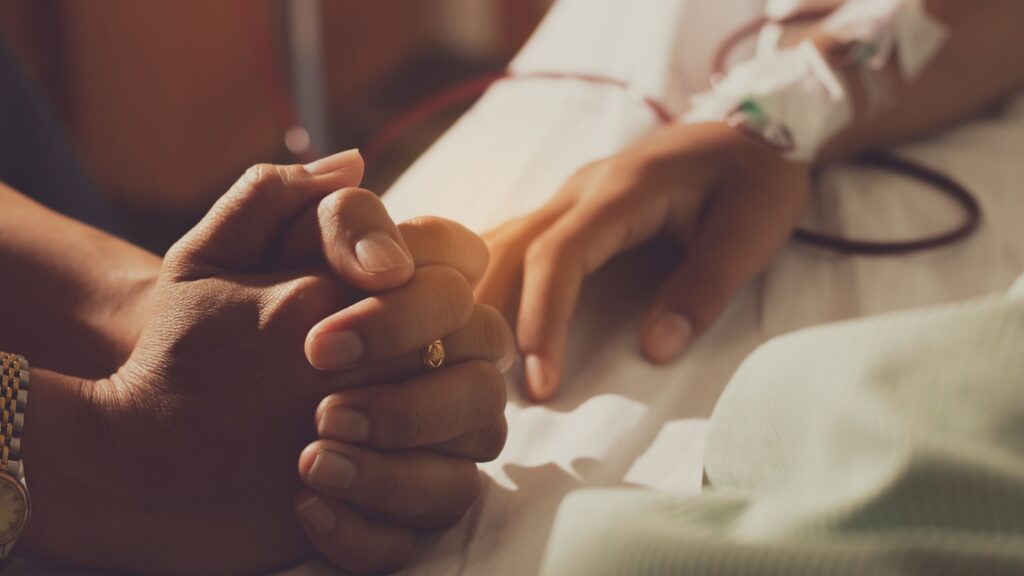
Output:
[{"xmin": 33, "ymin": 150, "xmax": 514, "ymax": 574}]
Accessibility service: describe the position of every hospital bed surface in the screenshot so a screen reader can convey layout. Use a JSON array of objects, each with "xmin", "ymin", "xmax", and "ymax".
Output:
[
  {"xmin": 288, "ymin": 0, "xmax": 1024, "ymax": 574},
  {"xmin": 10, "ymin": 0, "xmax": 1024, "ymax": 574}
]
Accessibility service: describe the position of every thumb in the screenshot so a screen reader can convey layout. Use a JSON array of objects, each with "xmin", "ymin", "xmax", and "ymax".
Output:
[
  {"xmin": 167, "ymin": 149, "xmax": 365, "ymax": 279},
  {"xmin": 309, "ymin": 187, "xmax": 414, "ymax": 292},
  {"xmin": 640, "ymin": 175, "xmax": 804, "ymax": 363},
  {"xmin": 640, "ymin": 255, "xmax": 735, "ymax": 364}
]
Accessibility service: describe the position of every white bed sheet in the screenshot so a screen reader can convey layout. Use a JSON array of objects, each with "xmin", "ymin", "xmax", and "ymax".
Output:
[{"xmin": 11, "ymin": 1, "xmax": 1024, "ymax": 575}]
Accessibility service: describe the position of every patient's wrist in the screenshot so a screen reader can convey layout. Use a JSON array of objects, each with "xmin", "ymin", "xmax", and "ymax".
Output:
[{"xmin": 626, "ymin": 121, "xmax": 792, "ymax": 188}]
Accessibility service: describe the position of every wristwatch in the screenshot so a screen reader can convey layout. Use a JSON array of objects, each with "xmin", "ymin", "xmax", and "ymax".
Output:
[{"xmin": 0, "ymin": 353, "xmax": 29, "ymax": 560}]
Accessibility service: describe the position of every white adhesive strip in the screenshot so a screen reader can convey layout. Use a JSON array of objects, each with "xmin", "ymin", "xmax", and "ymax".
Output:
[
  {"xmin": 685, "ymin": 40, "xmax": 853, "ymax": 161},
  {"xmin": 823, "ymin": 0, "xmax": 949, "ymax": 80},
  {"xmin": 685, "ymin": 0, "xmax": 949, "ymax": 161}
]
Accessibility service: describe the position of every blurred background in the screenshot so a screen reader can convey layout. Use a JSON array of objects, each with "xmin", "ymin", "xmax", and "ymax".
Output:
[{"xmin": 0, "ymin": 0, "xmax": 552, "ymax": 250}]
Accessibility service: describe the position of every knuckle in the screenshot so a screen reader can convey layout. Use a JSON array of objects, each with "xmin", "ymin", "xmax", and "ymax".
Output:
[
  {"xmin": 476, "ymin": 418, "xmax": 509, "ymax": 462},
  {"xmin": 316, "ymin": 188, "xmax": 387, "ymax": 258},
  {"xmin": 451, "ymin": 460, "xmax": 482, "ymax": 509},
  {"xmin": 302, "ymin": 440, "xmax": 337, "ymax": 479},
  {"xmin": 323, "ymin": 187, "xmax": 379, "ymax": 215},
  {"xmin": 315, "ymin": 390, "xmax": 371, "ymax": 430},
  {"xmin": 316, "ymin": 395, "xmax": 339, "ymax": 425},
  {"xmin": 402, "ymin": 215, "xmax": 450, "ymax": 237},
  {"xmin": 572, "ymin": 160, "xmax": 605, "ymax": 183},
  {"xmin": 403, "ymin": 216, "xmax": 483, "ymax": 262},
  {"xmin": 409, "ymin": 216, "xmax": 457, "ymax": 249},
  {"xmin": 279, "ymin": 274, "xmax": 329, "ymax": 304},
  {"xmin": 471, "ymin": 305, "xmax": 515, "ymax": 363},
  {"xmin": 316, "ymin": 189, "xmax": 345, "ymax": 223},
  {"xmin": 523, "ymin": 237, "xmax": 550, "ymax": 266},
  {"xmin": 270, "ymin": 274, "xmax": 340, "ymax": 328},
  {"xmin": 423, "ymin": 467, "xmax": 480, "ymax": 531},
  {"xmin": 420, "ymin": 264, "xmax": 470, "ymax": 295},
  {"xmin": 380, "ymin": 402, "xmax": 426, "ymax": 448},
  {"xmin": 364, "ymin": 460, "xmax": 403, "ymax": 504},
  {"xmin": 415, "ymin": 267, "xmax": 475, "ymax": 330},
  {"xmin": 162, "ymin": 241, "xmax": 193, "ymax": 274},
  {"xmin": 241, "ymin": 163, "xmax": 287, "ymax": 197},
  {"xmin": 524, "ymin": 233, "xmax": 570, "ymax": 270},
  {"xmin": 525, "ymin": 230, "xmax": 591, "ymax": 286},
  {"xmin": 460, "ymin": 360, "xmax": 507, "ymax": 422},
  {"xmin": 588, "ymin": 186, "xmax": 634, "ymax": 216},
  {"xmin": 306, "ymin": 438, "xmax": 335, "ymax": 455},
  {"xmin": 604, "ymin": 151, "xmax": 643, "ymax": 177},
  {"xmin": 316, "ymin": 191, "xmax": 350, "ymax": 244}
]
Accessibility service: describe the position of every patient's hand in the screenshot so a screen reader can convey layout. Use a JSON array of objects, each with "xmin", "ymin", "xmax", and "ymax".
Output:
[
  {"xmin": 477, "ymin": 122, "xmax": 810, "ymax": 401},
  {"xmin": 294, "ymin": 216, "xmax": 513, "ymax": 572},
  {"xmin": 294, "ymin": 298, "xmax": 512, "ymax": 571},
  {"xmin": 19, "ymin": 152, "xmax": 513, "ymax": 574}
]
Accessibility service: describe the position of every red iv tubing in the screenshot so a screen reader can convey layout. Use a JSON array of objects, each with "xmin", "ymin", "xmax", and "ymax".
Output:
[{"xmin": 360, "ymin": 12, "xmax": 981, "ymax": 256}]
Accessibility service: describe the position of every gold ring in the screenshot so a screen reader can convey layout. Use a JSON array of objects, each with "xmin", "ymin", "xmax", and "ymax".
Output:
[{"xmin": 423, "ymin": 339, "xmax": 445, "ymax": 370}]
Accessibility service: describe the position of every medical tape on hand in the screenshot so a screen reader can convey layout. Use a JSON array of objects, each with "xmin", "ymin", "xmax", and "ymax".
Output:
[
  {"xmin": 823, "ymin": 0, "xmax": 948, "ymax": 117},
  {"xmin": 685, "ymin": 40, "xmax": 851, "ymax": 161},
  {"xmin": 685, "ymin": 0, "xmax": 949, "ymax": 161},
  {"xmin": 821, "ymin": 0, "xmax": 948, "ymax": 80}
]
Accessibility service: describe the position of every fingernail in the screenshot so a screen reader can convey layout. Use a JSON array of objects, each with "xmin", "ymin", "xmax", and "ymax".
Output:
[
  {"xmin": 309, "ymin": 450, "xmax": 357, "ymax": 490},
  {"xmin": 318, "ymin": 407, "xmax": 370, "ymax": 442},
  {"xmin": 355, "ymin": 232, "xmax": 412, "ymax": 274},
  {"xmin": 525, "ymin": 354, "xmax": 554, "ymax": 401},
  {"xmin": 645, "ymin": 311, "xmax": 693, "ymax": 364},
  {"xmin": 304, "ymin": 148, "xmax": 361, "ymax": 176},
  {"xmin": 309, "ymin": 330, "xmax": 364, "ymax": 369},
  {"xmin": 297, "ymin": 495, "xmax": 337, "ymax": 533}
]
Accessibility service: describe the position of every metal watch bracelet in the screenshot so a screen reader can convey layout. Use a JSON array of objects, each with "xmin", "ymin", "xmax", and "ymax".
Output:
[{"xmin": 0, "ymin": 352, "xmax": 30, "ymax": 560}]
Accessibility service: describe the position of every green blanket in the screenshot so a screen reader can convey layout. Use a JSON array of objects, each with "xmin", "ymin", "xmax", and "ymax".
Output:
[{"xmin": 541, "ymin": 276, "xmax": 1024, "ymax": 575}]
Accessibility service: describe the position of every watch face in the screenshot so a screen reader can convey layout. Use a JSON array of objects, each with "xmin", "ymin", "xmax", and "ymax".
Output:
[{"xmin": 0, "ymin": 475, "xmax": 28, "ymax": 544}]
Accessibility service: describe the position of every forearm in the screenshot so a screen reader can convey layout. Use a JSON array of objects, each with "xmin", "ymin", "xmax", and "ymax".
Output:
[
  {"xmin": 819, "ymin": 0, "xmax": 1024, "ymax": 161},
  {"xmin": 0, "ymin": 183, "xmax": 159, "ymax": 377}
]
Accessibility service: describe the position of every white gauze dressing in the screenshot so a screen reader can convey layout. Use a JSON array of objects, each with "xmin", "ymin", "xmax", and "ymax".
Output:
[{"xmin": 684, "ymin": 0, "xmax": 949, "ymax": 161}]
